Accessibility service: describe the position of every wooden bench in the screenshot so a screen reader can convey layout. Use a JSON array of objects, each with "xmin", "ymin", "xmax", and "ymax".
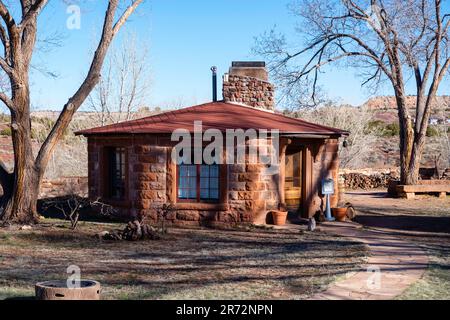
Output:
[{"xmin": 396, "ymin": 183, "xmax": 450, "ymax": 199}]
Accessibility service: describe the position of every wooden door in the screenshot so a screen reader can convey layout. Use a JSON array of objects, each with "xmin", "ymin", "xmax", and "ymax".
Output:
[{"xmin": 284, "ymin": 150, "xmax": 302, "ymax": 209}]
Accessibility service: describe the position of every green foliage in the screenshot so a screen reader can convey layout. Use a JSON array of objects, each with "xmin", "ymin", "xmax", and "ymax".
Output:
[
  {"xmin": 366, "ymin": 120, "xmax": 400, "ymax": 137},
  {"xmin": 365, "ymin": 120, "xmax": 385, "ymax": 134},
  {"xmin": 0, "ymin": 127, "xmax": 11, "ymax": 136},
  {"xmin": 426, "ymin": 126, "xmax": 439, "ymax": 137},
  {"xmin": 383, "ymin": 122, "xmax": 400, "ymax": 137},
  {"xmin": 366, "ymin": 120, "xmax": 444, "ymax": 138}
]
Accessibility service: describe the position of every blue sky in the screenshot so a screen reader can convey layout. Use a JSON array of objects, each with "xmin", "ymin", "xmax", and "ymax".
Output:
[{"xmin": 15, "ymin": 0, "xmax": 450, "ymax": 111}]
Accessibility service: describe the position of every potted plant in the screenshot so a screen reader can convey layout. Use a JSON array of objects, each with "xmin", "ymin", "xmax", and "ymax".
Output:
[
  {"xmin": 331, "ymin": 207, "xmax": 348, "ymax": 222},
  {"xmin": 271, "ymin": 210, "xmax": 288, "ymax": 225}
]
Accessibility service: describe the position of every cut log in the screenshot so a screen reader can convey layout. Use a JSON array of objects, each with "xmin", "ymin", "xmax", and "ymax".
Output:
[{"xmin": 35, "ymin": 280, "xmax": 100, "ymax": 300}]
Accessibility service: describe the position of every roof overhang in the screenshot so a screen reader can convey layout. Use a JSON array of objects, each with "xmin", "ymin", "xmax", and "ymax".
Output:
[{"xmin": 281, "ymin": 132, "xmax": 349, "ymax": 139}]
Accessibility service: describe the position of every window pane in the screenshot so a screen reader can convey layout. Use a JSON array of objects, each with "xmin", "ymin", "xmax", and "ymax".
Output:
[
  {"xmin": 188, "ymin": 177, "xmax": 195, "ymax": 189},
  {"xmin": 210, "ymin": 189, "xmax": 219, "ymax": 199},
  {"xmin": 177, "ymin": 163, "xmax": 220, "ymax": 202},
  {"xmin": 200, "ymin": 189, "xmax": 209, "ymax": 199},
  {"xmin": 188, "ymin": 189, "xmax": 197, "ymax": 199},
  {"xmin": 200, "ymin": 177, "xmax": 209, "ymax": 189},
  {"xmin": 210, "ymin": 165, "xmax": 219, "ymax": 177},
  {"xmin": 179, "ymin": 175, "xmax": 186, "ymax": 188},
  {"xmin": 110, "ymin": 147, "xmax": 126, "ymax": 199},
  {"xmin": 209, "ymin": 177, "xmax": 219, "ymax": 189},
  {"xmin": 178, "ymin": 164, "xmax": 197, "ymax": 200},
  {"xmin": 189, "ymin": 165, "xmax": 197, "ymax": 176},
  {"xmin": 200, "ymin": 165, "xmax": 209, "ymax": 177}
]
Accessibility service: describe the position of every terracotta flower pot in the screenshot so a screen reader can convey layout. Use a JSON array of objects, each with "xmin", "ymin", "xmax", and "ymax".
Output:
[
  {"xmin": 332, "ymin": 207, "xmax": 348, "ymax": 222},
  {"xmin": 271, "ymin": 210, "xmax": 288, "ymax": 226}
]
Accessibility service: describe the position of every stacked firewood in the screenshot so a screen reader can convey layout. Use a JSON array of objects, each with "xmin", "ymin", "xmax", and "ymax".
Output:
[
  {"xmin": 442, "ymin": 168, "xmax": 450, "ymax": 180},
  {"xmin": 97, "ymin": 220, "xmax": 161, "ymax": 241},
  {"xmin": 342, "ymin": 172, "xmax": 399, "ymax": 190}
]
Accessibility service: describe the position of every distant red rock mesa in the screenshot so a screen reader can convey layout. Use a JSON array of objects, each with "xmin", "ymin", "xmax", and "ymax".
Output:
[{"xmin": 363, "ymin": 96, "xmax": 450, "ymax": 111}]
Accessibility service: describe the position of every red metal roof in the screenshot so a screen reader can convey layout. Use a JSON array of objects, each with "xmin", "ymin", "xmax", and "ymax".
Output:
[{"xmin": 75, "ymin": 101, "xmax": 348, "ymax": 136}]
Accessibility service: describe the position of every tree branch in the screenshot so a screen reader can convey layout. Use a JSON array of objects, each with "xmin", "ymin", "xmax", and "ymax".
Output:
[
  {"xmin": 35, "ymin": 0, "xmax": 142, "ymax": 174},
  {"xmin": 0, "ymin": 23, "xmax": 10, "ymax": 62},
  {"xmin": 0, "ymin": 91, "xmax": 12, "ymax": 109},
  {"xmin": 0, "ymin": 57, "xmax": 12, "ymax": 75},
  {"xmin": 0, "ymin": 1, "xmax": 16, "ymax": 28},
  {"xmin": 18, "ymin": 0, "xmax": 48, "ymax": 30},
  {"xmin": 112, "ymin": 0, "xmax": 143, "ymax": 35}
]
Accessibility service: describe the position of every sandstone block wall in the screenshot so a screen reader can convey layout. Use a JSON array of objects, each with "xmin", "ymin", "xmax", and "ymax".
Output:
[
  {"xmin": 39, "ymin": 176, "xmax": 88, "ymax": 198},
  {"xmin": 86, "ymin": 135, "xmax": 341, "ymax": 224},
  {"xmin": 222, "ymin": 74, "xmax": 275, "ymax": 111},
  {"xmin": 87, "ymin": 136, "xmax": 282, "ymax": 226}
]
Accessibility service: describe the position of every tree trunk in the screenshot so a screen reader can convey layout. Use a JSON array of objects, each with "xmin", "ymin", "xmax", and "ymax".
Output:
[
  {"xmin": 405, "ymin": 131, "xmax": 427, "ymax": 185},
  {"xmin": 0, "ymin": 78, "xmax": 40, "ymax": 224},
  {"xmin": 0, "ymin": 167, "xmax": 40, "ymax": 224},
  {"xmin": 395, "ymin": 92, "xmax": 415, "ymax": 185}
]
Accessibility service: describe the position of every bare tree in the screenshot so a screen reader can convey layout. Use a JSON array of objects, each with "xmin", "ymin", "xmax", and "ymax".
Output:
[
  {"xmin": 288, "ymin": 104, "xmax": 378, "ymax": 168},
  {"xmin": 0, "ymin": 0, "xmax": 143, "ymax": 224},
  {"xmin": 255, "ymin": 0, "xmax": 450, "ymax": 185},
  {"xmin": 88, "ymin": 31, "xmax": 151, "ymax": 126},
  {"xmin": 42, "ymin": 195, "xmax": 115, "ymax": 230}
]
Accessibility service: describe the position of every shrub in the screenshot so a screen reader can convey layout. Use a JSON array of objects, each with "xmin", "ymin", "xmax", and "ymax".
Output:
[
  {"xmin": 382, "ymin": 122, "xmax": 400, "ymax": 137},
  {"xmin": 426, "ymin": 126, "xmax": 439, "ymax": 137},
  {"xmin": 0, "ymin": 127, "xmax": 11, "ymax": 136},
  {"xmin": 365, "ymin": 120, "xmax": 385, "ymax": 135}
]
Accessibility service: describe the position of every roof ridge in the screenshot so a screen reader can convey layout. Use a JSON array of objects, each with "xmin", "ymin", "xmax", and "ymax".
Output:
[
  {"xmin": 75, "ymin": 101, "xmax": 348, "ymax": 136},
  {"xmin": 74, "ymin": 101, "xmax": 216, "ymax": 135},
  {"xmin": 223, "ymin": 102, "xmax": 349, "ymax": 134}
]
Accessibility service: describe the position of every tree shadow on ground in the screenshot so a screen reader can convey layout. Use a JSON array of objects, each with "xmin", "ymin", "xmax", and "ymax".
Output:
[
  {"xmin": 0, "ymin": 225, "xmax": 368, "ymax": 300},
  {"xmin": 36, "ymin": 196, "xmax": 125, "ymax": 223},
  {"xmin": 347, "ymin": 192, "xmax": 390, "ymax": 198},
  {"xmin": 3, "ymin": 296, "xmax": 34, "ymax": 300},
  {"xmin": 355, "ymin": 214, "xmax": 450, "ymax": 234}
]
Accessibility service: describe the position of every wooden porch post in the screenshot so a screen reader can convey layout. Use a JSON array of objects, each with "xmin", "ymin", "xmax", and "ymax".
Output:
[
  {"xmin": 301, "ymin": 146, "xmax": 313, "ymax": 218},
  {"xmin": 278, "ymin": 137, "xmax": 291, "ymax": 210}
]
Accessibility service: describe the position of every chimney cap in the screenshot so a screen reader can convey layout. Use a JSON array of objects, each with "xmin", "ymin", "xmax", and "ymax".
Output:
[{"xmin": 231, "ymin": 61, "xmax": 265, "ymax": 68}]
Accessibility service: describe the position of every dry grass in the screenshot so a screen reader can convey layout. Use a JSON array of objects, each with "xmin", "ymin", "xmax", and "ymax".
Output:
[
  {"xmin": 396, "ymin": 236, "xmax": 450, "ymax": 300},
  {"xmin": 0, "ymin": 220, "xmax": 367, "ymax": 300},
  {"xmin": 347, "ymin": 191, "xmax": 450, "ymax": 300}
]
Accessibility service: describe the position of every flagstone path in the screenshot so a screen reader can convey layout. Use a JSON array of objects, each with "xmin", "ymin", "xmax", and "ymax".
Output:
[{"xmin": 309, "ymin": 221, "xmax": 429, "ymax": 300}]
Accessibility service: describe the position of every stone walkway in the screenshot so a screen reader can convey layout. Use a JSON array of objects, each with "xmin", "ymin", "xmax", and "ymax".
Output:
[{"xmin": 309, "ymin": 221, "xmax": 429, "ymax": 300}]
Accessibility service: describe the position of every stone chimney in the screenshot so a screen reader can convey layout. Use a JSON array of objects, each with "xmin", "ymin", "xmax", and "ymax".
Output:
[{"xmin": 222, "ymin": 61, "xmax": 275, "ymax": 111}]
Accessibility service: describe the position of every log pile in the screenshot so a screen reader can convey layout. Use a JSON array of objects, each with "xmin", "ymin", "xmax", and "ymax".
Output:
[
  {"xmin": 342, "ymin": 172, "xmax": 399, "ymax": 190},
  {"xmin": 342, "ymin": 167, "xmax": 450, "ymax": 191},
  {"xmin": 443, "ymin": 168, "xmax": 450, "ymax": 180},
  {"xmin": 97, "ymin": 220, "xmax": 162, "ymax": 241}
]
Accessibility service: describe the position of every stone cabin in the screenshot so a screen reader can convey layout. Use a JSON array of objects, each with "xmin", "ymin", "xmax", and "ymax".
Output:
[{"xmin": 76, "ymin": 62, "xmax": 348, "ymax": 226}]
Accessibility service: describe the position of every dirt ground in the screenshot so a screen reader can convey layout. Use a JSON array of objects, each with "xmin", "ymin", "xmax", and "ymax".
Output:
[
  {"xmin": 0, "ymin": 220, "xmax": 367, "ymax": 300},
  {"xmin": 346, "ymin": 190, "xmax": 450, "ymax": 299},
  {"xmin": 1, "ymin": 191, "xmax": 448, "ymax": 300}
]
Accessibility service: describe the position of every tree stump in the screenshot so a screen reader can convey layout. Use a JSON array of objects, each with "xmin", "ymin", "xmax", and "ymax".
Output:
[{"xmin": 35, "ymin": 280, "xmax": 101, "ymax": 300}]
